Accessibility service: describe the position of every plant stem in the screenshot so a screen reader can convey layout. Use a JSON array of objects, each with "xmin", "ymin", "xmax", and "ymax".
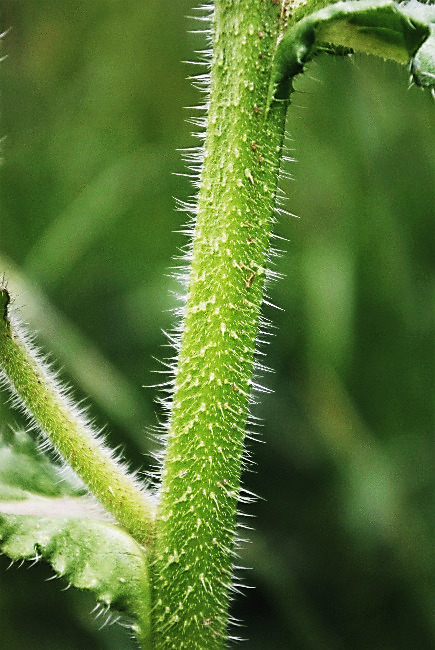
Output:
[
  {"xmin": 0, "ymin": 287, "xmax": 155, "ymax": 548},
  {"xmin": 151, "ymin": 2, "xmax": 290, "ymax": 647}
]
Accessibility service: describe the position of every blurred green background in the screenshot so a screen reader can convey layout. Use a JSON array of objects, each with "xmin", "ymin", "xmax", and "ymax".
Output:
[{"xmin": 0, "ymin": 1, "xmax": 433, "ymax": 648}]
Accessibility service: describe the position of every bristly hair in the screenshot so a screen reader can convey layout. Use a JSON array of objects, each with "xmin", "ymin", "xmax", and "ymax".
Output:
[
  {"xmin": 147, "ymin": 2, "xmax": 297, "ymax": 639},
  {"xmin": 145, "ymin": 3, "xmax": 214, "ymax": 477},
  {"xmin": 0, "ymin": 285, "xmax": 155, "ymax": 503},
  {"xmin": 150, "ymin": 1, "xmax": 298, "ymax": 466}
]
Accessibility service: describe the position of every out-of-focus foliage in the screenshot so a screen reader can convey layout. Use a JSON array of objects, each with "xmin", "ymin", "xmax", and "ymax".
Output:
[{"xmin": 0, "ymin": 1, "xmax": 433, "ymax": 648}]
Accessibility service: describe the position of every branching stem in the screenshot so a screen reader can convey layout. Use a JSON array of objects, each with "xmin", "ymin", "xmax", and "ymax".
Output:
[{"xmin": 1, "ymin": 1, "xmax": 434, "ymax": 648}]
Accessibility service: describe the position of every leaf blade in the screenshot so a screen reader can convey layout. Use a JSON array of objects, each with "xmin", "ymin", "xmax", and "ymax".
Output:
[
  {"xmin": 0, "ymin": 431, "xmax": 151, "ymax": 647},
  {"xmin": 270, "ymin": 0, "xmax": 435, "ymax": 102}
]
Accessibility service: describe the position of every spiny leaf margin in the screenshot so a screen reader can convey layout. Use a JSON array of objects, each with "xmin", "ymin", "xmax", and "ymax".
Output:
[{"xmin": 0, "ymin": 430, "xmax": 151, "ymax": 646}]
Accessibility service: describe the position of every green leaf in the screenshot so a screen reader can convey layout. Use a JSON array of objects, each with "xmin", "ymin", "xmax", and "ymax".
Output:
[
  {"xmin": 270, "ymin": 0, "xmax": 435, "ymax": 102},
  {"xmin": 0, "ymin": 429, "xmax": 84, "ymax": 500},
  {"xmin": 0, "ymin": 431, "xmax": 151, "ymax": 646}
]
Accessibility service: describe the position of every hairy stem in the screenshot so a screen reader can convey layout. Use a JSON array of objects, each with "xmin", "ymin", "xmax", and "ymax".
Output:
[
  {"xmin": 151, "ymin": 2, "xmax": 290, "ymax": 647},
  {"xmin": 0, "ymin": 287, "xmax": 155, "ymax": 548}
]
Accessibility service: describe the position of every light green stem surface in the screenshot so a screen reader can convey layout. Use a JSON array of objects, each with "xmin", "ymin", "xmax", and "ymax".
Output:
[{"xmin": 151, "ymin": 1, "xmax": 289, "ymax": 647}]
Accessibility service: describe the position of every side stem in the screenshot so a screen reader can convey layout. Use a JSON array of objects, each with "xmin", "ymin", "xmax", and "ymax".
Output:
[{"xmin": 0, "ymin": 287, "xmax": 155, "ymax": 548}]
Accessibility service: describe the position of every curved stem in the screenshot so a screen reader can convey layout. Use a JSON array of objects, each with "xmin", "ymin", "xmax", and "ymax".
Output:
[
  {"xmin": 151, "ymin": 2, "xmax": 290, "ymax": 647},
  {"xmin": 0, "ymin": 287, "xmax": 155, "ymax": 548}
]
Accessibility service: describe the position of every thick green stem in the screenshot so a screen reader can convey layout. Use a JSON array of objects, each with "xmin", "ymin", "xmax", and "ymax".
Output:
[
  {"xmin": 0, "ymin": 287, "xmax": 155, "ymax": 548},
  {"xmin": 151, "ymin": 2, "xmax": 290, "ymax": 647}
]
